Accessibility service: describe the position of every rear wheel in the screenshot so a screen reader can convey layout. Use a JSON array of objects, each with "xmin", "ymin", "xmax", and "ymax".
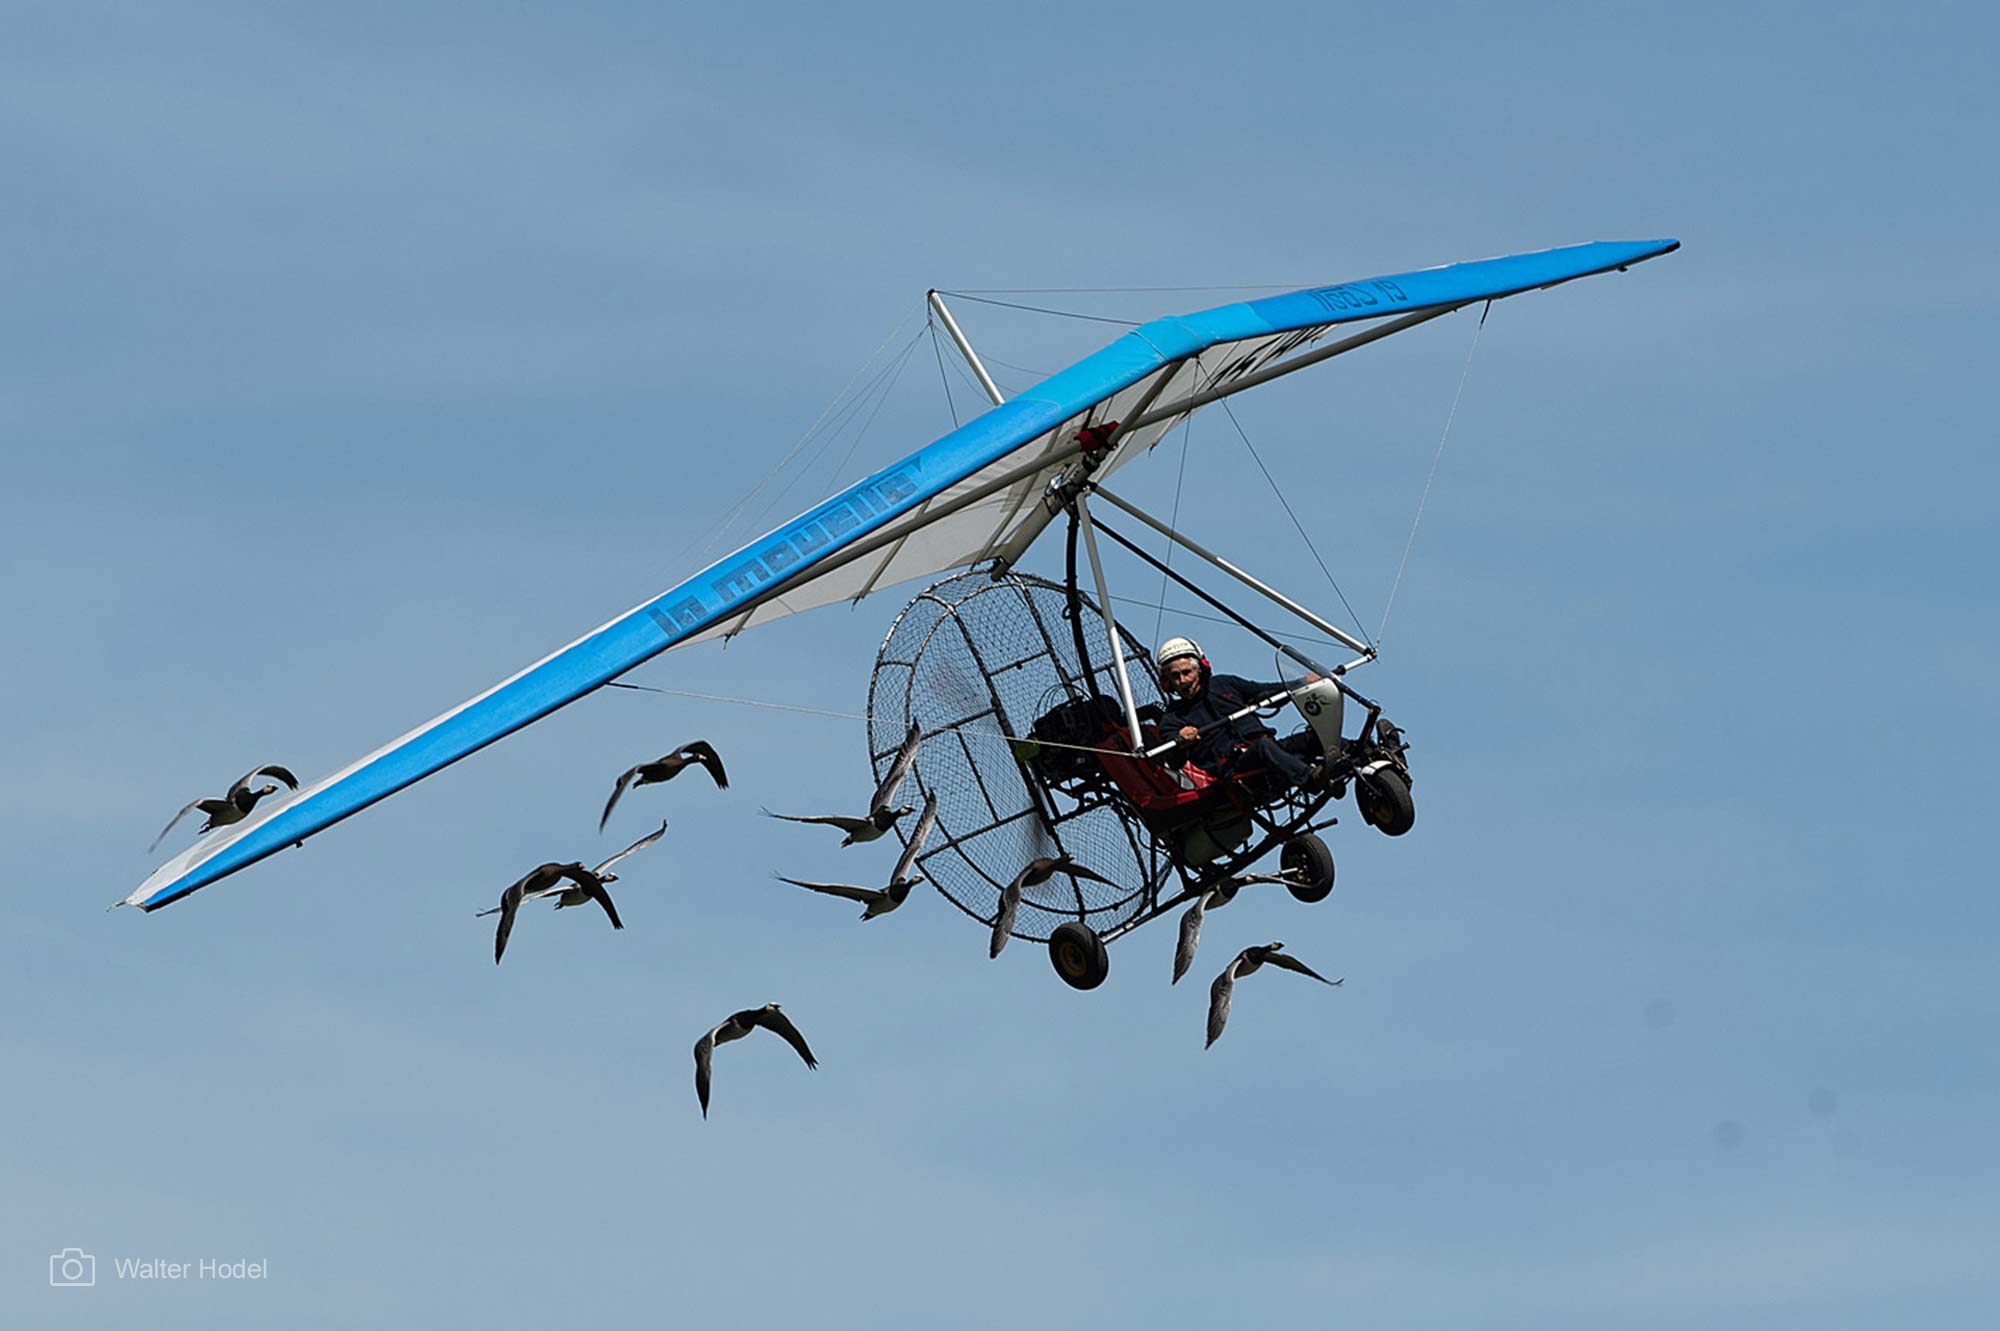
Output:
[
  {"xmin": 1356, "ymin": 767, "xmax": 1415, "ymax": 837},
  {"xmin": 1280, "ymin": 833, "xmax": 1336, "ymax": 903},
  {"xmin": 1048, "ymin": 921, "xmax": 1110, "ymax": 990}
]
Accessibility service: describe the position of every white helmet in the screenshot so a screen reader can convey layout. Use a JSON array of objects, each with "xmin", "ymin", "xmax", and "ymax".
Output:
[{"xmin": 1156, "ymin": 636, "xmax": 1204, "ymax": 669}]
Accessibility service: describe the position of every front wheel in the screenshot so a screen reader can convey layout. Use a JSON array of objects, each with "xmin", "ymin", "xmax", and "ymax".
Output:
[
  {"xmin": 1048, "ymin": 921, "xmax": 1110, "ymax": 990},
  {"xmin": 1356, "ymin": 767, "xmax": 1415, "ymax": 837},
  {"xmin": 1280, "ymin": 833, "xmax": 1336, "ymax": 903}
]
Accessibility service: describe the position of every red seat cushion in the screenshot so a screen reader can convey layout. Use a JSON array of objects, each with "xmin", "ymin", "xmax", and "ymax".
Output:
[{"xmin": 1091, "ymin": 730, "xmax": 1217, "ymax": 813}]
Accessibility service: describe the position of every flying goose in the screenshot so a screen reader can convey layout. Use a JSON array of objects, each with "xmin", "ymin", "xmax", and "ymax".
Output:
[
  {"xmin": 990, "ymin": 853, "xmax": 1116, "ymax": 959},
  {"xmin": 479, "ymin": 823, "xmax": 666, "ymax": 964},
  {"xmin": 693, "ymin": 1003, "xmax": 818, "ymax": 1118},
  {"xmin": 599, "ymin": 741, "xmax": 728, "ymax": 831},
  {"xmin": 149, "ymin": 764, "xmax": 300, "ymax": 853},
  {"xmin": 773, "ymin": 793, "xmax": 936, "ymax": 919},
  {"xmin": 1206, "ymin": 942, "xmax": 1341, "ymax": 1048},
  {"xmin": 1172, "ymin": 871, "xmax": 1307, "ymax": 984},
  {"xmin": 765, "ymin": 722, "xmax": 922, "ymax": 845}
]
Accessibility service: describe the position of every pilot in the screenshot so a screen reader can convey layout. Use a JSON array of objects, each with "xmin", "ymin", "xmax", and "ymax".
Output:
[{"xmin": 1155, "ymin": 636, "xmax": 1318, "ymax": 788}]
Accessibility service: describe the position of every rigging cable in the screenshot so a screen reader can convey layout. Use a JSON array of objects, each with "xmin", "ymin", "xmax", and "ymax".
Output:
[
  {"xmin": 604, "ymin": 680, "xmax": 1133, "ymax": 759},
  {"xmin": 816, "ymin": 329, "xmax": 926, "ymax": 503},
  {"xmin": 1377, "ymin": 300, "xmax": 1489, "ymax": 649},
  {"xmin": 1210, "ymin": 381, "xmax": 1372, "ymax": 648},
  {"xmin": 735, "ymin": 323, "xmax": 928, "ymax": 544},
  {"xmin": 678, "ymin": 301, "xmax": 925, "ymax": 568},
  {"xmin": 928, "ymin": 291, "xmax": 1140, "ymax": 327},
  {"xmin": 944, "ymin": 282, "xmax": 1324, "ymax": 295},
  {"xmin": 1150, "ymin": 414, "xmax": 1195, "ymax": 651},
  {"xmin": 1110, "ymin": 593, "xmax": 1343, "ymax": 650},
  {"xmin": 926, "ymin": 311, "xmax": 962, "ymax": 429}
]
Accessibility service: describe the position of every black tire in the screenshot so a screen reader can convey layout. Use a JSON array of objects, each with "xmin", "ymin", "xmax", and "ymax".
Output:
[
  {"xmin": 1048, "ymin": 921, "xmax": 1110, "ymax": 990},
  {"xmin": 1356, "ymin": 767, "xmax": 1415, "ymax": 837},
  {"xmin": 1280, "ymin": 833, "xmax": 1336, "ymax": 903}
]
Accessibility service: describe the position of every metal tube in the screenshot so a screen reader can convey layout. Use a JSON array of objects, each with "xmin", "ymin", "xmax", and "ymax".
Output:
[
  {"xmin": 1127, "ymin": 305, "xmax": 1461, "ymax": 432},
  {"xmin": 1143, "ymin": 690, "xmax": 1292, "ymax": 760},
  {"xmin": 1072, "ymin": 493, "xmax": 1146, "ymax": 751},
  {"xmin": 1087, "ymin": 515, "xmax": 1332, "ymax": 677},
  {"xmin": 985, "ymin": 356, "xmax": 1188, "ymax": 575},
  {"xmin": 1090, "ymin": 484, "xmax": 1374, "ymax": 655},
  {"xmin": 927, "ymin": 290, "xmax": 1006, "ymax": 407}
]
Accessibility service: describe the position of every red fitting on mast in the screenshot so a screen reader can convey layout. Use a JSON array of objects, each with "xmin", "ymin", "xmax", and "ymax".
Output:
[{"xmin": 1074, "ymin": 420, "xmax": 1122, "ymax": 454}]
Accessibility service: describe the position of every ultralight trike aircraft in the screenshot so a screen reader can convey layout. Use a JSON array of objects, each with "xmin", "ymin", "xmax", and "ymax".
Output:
[{"xmin": 126, "ymin": 239, "xmax": 1680, "ymax": 967}]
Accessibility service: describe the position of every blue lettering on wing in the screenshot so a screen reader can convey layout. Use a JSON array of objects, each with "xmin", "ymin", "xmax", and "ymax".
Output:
[
  {"xmin": 712, "ymin": 560, "xmax": 773, "ymax": 601},
  {"xmin": 820, "ymin": 504, "xmax": 860, "ymax": 538},
  {"xmin": 707, "ymin": 464, "xmax": 924, "ymax": 605},
  {"xmin": 646, "ymin": 596, "xmax": 706, "ymax": 633},
  {"xmin": 792, "ymin": 521, "xmax": 831, "ymax": 557},
  {"xmin": 876, "ymin": 469, "xmax": 919, "ymax": 504},
  {"xmin": 764, "ymin": 539, "xmax": 802, "ymax": 575},
  {"xmin": 1306, "ymin": 283, "xmax": 1383, "ymax": 314}
]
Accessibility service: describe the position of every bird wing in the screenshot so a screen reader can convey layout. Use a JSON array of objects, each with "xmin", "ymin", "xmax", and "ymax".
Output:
[
  {"xmin": 226, "ymin": 763, "xmax": 296, "ymax": 800},
  {"xmin": 599, "ymin": 766, "xmax": 641, "ymax": 832},
  {"xmin": 494, "ymin": 881, "xmax": 528, "ymax": 964},
  {"xmin": 869, "ymin": 723, "xmax": 922, "ymax": 814},
  {"xmin": 1232, "ymin": 871, "xmax": 1303, "ymax": 888},
  {"xmin": 594, "ymin": 821, "xmax": 668, "ymax": 876},
  {"xmin": 749, "ymin": 1007, "xmax": 819, "ymax": 1070},
  {"xmin": 891, "ymin": 793, "xmax": 938, "ymax": 884},
  {"xmin": 764, "ymin": 809, "xmax": 871, "ymax": 834},
  {"xmin": 556, "ymin": 866, "xmax": 623, "ymax": 929},
  {"xmin": 588, "ymin": 880, "xmax": 624, "ymax": 929},
  {"xmin": 1265, "ymin": 951, "xmax": 1341, "ymax": 986},
  {"xmin": 773, "ymin": 875, "xmax": 880, "ymax": 904},
  {"xmin": 1206, "ymin": 962, "xmax": 1239, "ymax": 1049},
  {"xmin": 693, "ymin": 1029, "xmax": 718, "ymax": 1118},
  {"xmin": 1172, "ymin": 893, "xmax": 1208, "ymax": 985},
  {"xmin": 148, "ymin": 800, "xmax": 205, "ymax": 853},
  {"xmin": 990, "ymin": 870, "xmax": 1027, "ymax": 959},
  {"xmin": 1056, "ymin": 859, "xmax": 1117, "ymax": 888},
  {"xmin": 681, "ymin": 740, "xmax": 729, "ymax": 790}
]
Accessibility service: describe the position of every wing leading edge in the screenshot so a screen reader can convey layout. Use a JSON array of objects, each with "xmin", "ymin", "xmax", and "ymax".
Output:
[{"xmin": 128, "ymin": 238, "xmax": 1678, "ymax": 910}]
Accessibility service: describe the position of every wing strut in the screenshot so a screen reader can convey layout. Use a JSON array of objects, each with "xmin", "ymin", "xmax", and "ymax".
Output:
[
  {"xmin": 1089, "ymin": 484, "xmax": 1373, "ymax": 657},
  {"xmin": 1072, "ymin": 491, "xmax": 1148, "ymax": 752},
  {"xmin": 927, "ymin": 291, "xmax": 1006, "ymax": 407}
]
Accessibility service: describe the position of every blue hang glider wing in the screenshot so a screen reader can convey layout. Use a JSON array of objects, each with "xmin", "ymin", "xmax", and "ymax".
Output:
[{"xmin": 128, "ymin": 237, "xmax": 1678, "ymax": 910}]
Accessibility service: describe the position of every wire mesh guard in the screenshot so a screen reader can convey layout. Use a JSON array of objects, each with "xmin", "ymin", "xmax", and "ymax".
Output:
[{"xmin": 868, "ymin": 570, "xmax": 1166, "ymax": 944}]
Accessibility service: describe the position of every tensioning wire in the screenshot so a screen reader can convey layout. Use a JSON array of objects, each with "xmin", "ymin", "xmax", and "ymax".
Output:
[
  {"xmin": 604, "ymin": 681, "xmax": 1168, "ymax": 760},
  {"xmin": 928, "ymin": 292, "xmax": 1139, "ymax": 327},
  {"xmin": 1377, "ymin": 300, "xmax": 1489, "ymax": 649}
]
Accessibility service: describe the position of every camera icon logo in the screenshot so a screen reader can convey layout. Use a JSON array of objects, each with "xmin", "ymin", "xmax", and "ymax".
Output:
[{"xmin": 50, "ymin": 1248, "xmax": 96, "ymax": 1287}]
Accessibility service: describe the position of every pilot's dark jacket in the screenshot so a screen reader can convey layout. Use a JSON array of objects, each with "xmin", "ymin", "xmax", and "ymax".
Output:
[{"xmin": 1160, "ymin": 673, "xmax": 1297, "ymax": 774}]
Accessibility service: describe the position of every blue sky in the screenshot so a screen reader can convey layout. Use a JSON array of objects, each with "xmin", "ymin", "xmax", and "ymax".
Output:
[{"xmin": 6, "ymin": 2, "xmax": 1997, "ymax": 1327}]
